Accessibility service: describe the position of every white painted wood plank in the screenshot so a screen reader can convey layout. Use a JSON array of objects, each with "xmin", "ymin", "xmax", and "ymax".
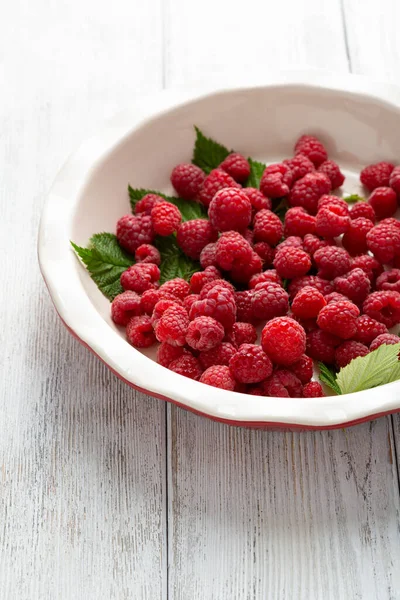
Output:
[{"xmin": 0, "ymin": 2, "xmax": 167, "ymax": 599}]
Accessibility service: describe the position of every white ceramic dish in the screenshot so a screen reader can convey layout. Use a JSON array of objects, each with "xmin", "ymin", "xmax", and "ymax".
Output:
[{"xmin": 38, "ymin": 72, "xmax": 400, "ymax": 430}]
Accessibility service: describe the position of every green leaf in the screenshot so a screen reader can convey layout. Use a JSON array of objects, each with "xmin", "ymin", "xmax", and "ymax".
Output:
[
  {"xmin": 318, "ymin": 362, "xmax": 341, "ymax": 395},
  {"xmin": 336, "ymin": 343, "xmax": 400, "ymax": 394},
  {"xmin": 71, "ymin": 233, "xmax": 134, "ymax": 300},
  {"xmin": 246, "ymin": 158, "xmax": 266, "ymax": 189},
  {"xmin": 192, "ymin": 126, "xmax": 231, "ymax": 173},
  {"xmin": 155, "ymin": 235, "xmax": 201, "ymax": 284},
  {"xmin": 128, "ymin": 186, "xmax": 207, "ymax": 221},
  {"xmin": 343, "ymin": 194, "xmax": 365, "ymax": 203}
]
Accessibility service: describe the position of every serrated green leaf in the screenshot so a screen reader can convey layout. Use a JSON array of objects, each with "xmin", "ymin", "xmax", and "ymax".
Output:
[
  {"xmin": 318, "ymin": 362, "xmax": 341, "ymax": 395},
  {"xmin": 71, "ymin": 233, "xmax": 134, "ymax": 300},
  {"xmin": 336, "ymin": 343, "xmax": 400, "ymax": 394},
  {"xmin": 155, "ymin": 235, "xmax": 201, "ymax": 284},
  {"xmin": 128, "ymin": 186, "xmax": 207, "ymax": 221},
  {"xmin": 246, "ymin": 158, "xmax": 266, "ymax": 189},
  {"xmin": 192, "ymin": 126, "xmax": 231, "ymax": 174},
  {"xmin": 343, "ymin": 194, "xmax": 365, "ymax": 203}
]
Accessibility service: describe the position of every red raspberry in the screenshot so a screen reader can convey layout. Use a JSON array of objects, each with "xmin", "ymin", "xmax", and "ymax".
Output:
[
  {"xmin": 215, "ymin": 231, "xmax": 252, "ymax": 271},
  {"xmin": 116, "ymin": 214, "xmax": 154, "ymax": 253},
  {"xmin": 318, "ymin": 195, "xmax": 349, "ymax": 214},
  {"xmin": 170, "ymin": 163, "xmax": 205, "ymax": 199},
  {"xmin": 209, "ymin": 188, "xmax": 251, "ymax": 232},
  {"xmin": 220, "ymin": 153, "xmax": 250, "ymax": 183},
  {"xmin": 261, "ymin": 317, "xmax": 306, "ymax": 365},
  {"xmin": 242, "ymin": 228, "xmax": 254, "ymax": 245},
  {"xmin": 189, "ymin": 266, "xmax": 221, "ymax": 294},
  {"xmin": 277, "ymin": 236, "xmax": 303, "ymax": 250},
  {"xmin": 186, "ymin": 316, "xmax": 224, "ymax": 351},
  {"xmin": 177, "ymin": 219, "xmax": 217, "ymax": 259},
  {"xmin": 370, "ymin": 333, "xmax": 400, "ymax": 351},
  {"xmin": 246, "ymin": 385, "xmax": 266, "ymax": 396},
  {"xmin": 243, "ymin": 187, "xmax": 272, "ymax": 212},
  {"xmin": 157, "ymin": 342, "xmax": 185, "ymax": 367},
  {"xmin": 289, "ymin": 172, "xmax": 331, "ymax": 215},
  {"xmin": 314, "ymin": 246, "xmax": 351, "ymax": 280},
  {"xmin": 230, "ymin": 252, "xmax": 263, "ymax": 284},
  {"xmin": 284, "ymin": 207, "xmax": 316, "ymax": 238},
  {"xmin": 263, "ymin": 369, "xmax": 303, "ymax": 398},
  {"xmin": 283, "ymin": 154, "xmax": 315, "ymax": 182},
  {"xmin": 288, "ymin": 275, "xmax": 333, "ymax": 301},
  {"xmin": 376, "ymin": 269, "xmax": 400, "ymax": 293},
  {"xmin": 253, "ymin": 209, "xmax": 284, "ymax": 245},
  {"xmin": 334, "ymin": 268, "xmax": 370, "ymax": 306},
  {"xmin": 315, "ymin": 205, "xmax": 350, "ymax": 238},
  {"xmin": 294, "ymin": 134, "xmax": 328, "ymax": 167},
  {"xmin": 325, "ymin": 292, "xmax": 349, "ymax": 304},
  {"xmin": 303, "ymin": 382, "xmax": 324, "ymax": 397},
  {"xmin": 200, "ymin": 365, "xmax": 236, "ymax": 390},
  {"xmin": 251, "ymin": 282, "xmax": 289, "ymax": 320},
  {"xmin": 366, "ymin": 222, "xmax": 400, "ymax": 264},
  {"xmin": 253, "ymin": 242, "xmax": 275, "ymax": 266},
  {"xmin": 169, "ymin": 351, "xmax": 203, "ymax": 380},
  {"xmin": 121, "ymin": 263, "xmax": 160, "ymax": 294},
  {"xmin": 290, "ymin": 354, "xmax": 313, "ymax": 384},
  {"xmin": 335, "ymin": 340, "xmax": 369, "ymax": 368},
  {"xmin": 317, "ymin": 300, "xmax": 360, "ymax": 339},
  {"xmin": 273, "ymin": 247, "xmax": 311, "ymax": 279},
  {"xmin": 354, "ymin": 315, "xmax": 387, "ymax": 345},
  {"xmin": 360, "ymin": 162, "xmax": 394, "ymax": 191},
  {"xmin": 199, "ymin": 243, "xmax": 218, "ymax": 268},
  {"xmin": 249, "ymin": 269, "xmax": 282, "ymax": 289},
  {"xmin": 111, "ymin": 291, "xmax": 142, "ymax": 325},
  {"xmin": 306, "ymin": 329, "xmax": 340, "ymax": 363},
  {"xmin": 154, "ymin": 304, "xmax": 189, "ymax": 346},
  {"xmin": 140, "ymin": 288, "xmax": 161, "ymax": 314},
  {"xmin": 151, "ymin": 299, "xmax": 182, "ymax": 328},
  {"xmin": 199, "ymin": 279, "xmax": 235, "ymax": 299},
  {"xmin": 260, "ymin": 163, "xmax": 293, "ymax": 198},
  {"xmin": 368, "ymin": 187, "xmax": 397, "ymax": 219},
  {"xmin": 317, "ymin": 160, "xmax": 345, "ymax": 189},
  {"xmin": 235, "ymin": 290, "xmax": 256, "ymax": 323},
  {"xmin": 126, "ymin": 315, "xmax": 156, "ymax": 348},
  {"xmin": 363, "ymin": 290, "xmax": 400, "ymax": 328},
  {"xmin": 135, "ymin": 243, "xmax": 161, "ymax": 265},
  {"xmin": 159, "ymin": 278, "xmax": 190, "ymax": 300},
  {"xmin": 381, "ymin": 217, "xmax": 400, "ymax": 230},
  {"xmin": 351, "ymin": 254, "xmax": 383, "ymax": 283},
  {"xmin": 190, "ymin": 284, "xmax": 237, "ymax": 331},
  {"xmin": 302, "ymin": 234, "xmax": 332, "ymax": 257},
  {"xmin": 198, "ymin": 168, "xmax": 240, "ymax": 207},
  {"xmin": 389, "ymin": 165, "xmax": 400, "ymax": 196},
  {"xmin": 151, "ymin": 202, "xmax": 181, "ymax": 236},
  {"xmin": 134, "ymin": 193, "xmax": 163, "ymax": 215},
  {"xmin": 349, "ymin": 202, "xmax": 376, "ymax": 222},
  {"xmin": 342, "ymin": 217, "xmax": 374, "ymax": 256},
  {"xmin": 226, "ymin": 322, "xmax": 257, "ymax": 347},
  {"xmin": 229, "ymin": 344, "xmax": 273, "ymax": 384},
  {"xmin": 291, "ymin": 286, "xmax": 326, "ymax": 319},
  {"xmin": 198, "ymin": 342, "xmax": 236, "ymax": 370},
  {"xmin": 184, "ymin": 294, "xmax": 199, "ymax": 312}
]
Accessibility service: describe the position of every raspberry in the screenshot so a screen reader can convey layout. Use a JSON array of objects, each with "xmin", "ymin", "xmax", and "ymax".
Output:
[
  {"xmin": 334, "ymin": 268, "xmax": 370, "ymax": 306},
  {"xmin": 318, "ymin": 195, "xmax": 349, "ymax": 215},
  {"xmin": 111, "ymin": 291, "xmax": 142, "ymax": 325},
  {"xmin": 230, "ymin": 252, "xmax": 262, "ymax": 284},
  {"xmin": 190, "ymin": 284, "xmax": 237, "ymax": 331},
  {"xmin": 170, "ymin": 163, "xmax": 205, "ymax": 199},
  {"xmin": 288, "ymin": 275, "xmax": 333, "ymax": 300},
  {"xmin": 315, "ymin": 205, "xmax": 350, "ymax": 238},
  {"xmin": 200, "ymin": 243, "xmax": 218, "ymax": 268},
  {"xmin": 303, "ymin": 382, "xmax": 324, "ymax": 397},
  {"xmin": 215, "ymin": 231, "xmax": 252, "ymax": 271},
  {"xmin": 273, "ymin": 247, "xmax": 311, "ymax": 278},
  {"xmin": 294, "ymin": 134, "xmax": 328, "ymax": 167},
  {"xmin": 261, "ymin": 317, "xmax": 306, "ymax": 365},
  {"xmin": 314, "ymin": 246, "xmax": 351, "ymax": 280},
  {"xmin": 229, "ymin": 344, "xmax": 273, "ymax": 384},
  {"xmin": 317, "ymin": 160, "xmax": 345, "ymax": 189},
  {"xmin": 154, "ymin": 304, "xmax": 189, "ymax": 346},
  {"xmin": 284, "ymin": 207, "xmax": 316, "ymax": 238},
  {"xmin": 189, "ymin": 266, "xmax": 221, "ymax": 294},
  {"xmin": 342, "ymin": 217, "xmax": 374, "ymax": 256},
  {"xmin": 157, "ymin": 342, "xmax": 185, "ymax": 367},
  {"xmin": 198, "ymin": 342, "xmax": 237, "ymax": 370},
  {"xmin": 243, "ymin": 187, "xmax": 272, "ymax": 212},
  {"xmin": 200, "ymin": 365, "xmax": 236, "ymax": 390},
  {"xmin": 177, "ymin": 219, "xmax": 217, "ymax": 259},
  {"xmin": 246, "ymin": 385, "xmax": 266, "ymax": 396},
  {"xmin": 151, "ymin": 202, "xmax": 181, "ymax": 236},
  {"xmin": 220, "ymin": 153, "xmax": 250, "ymax": 183},
  {"xmin": 235, "ymin": 290, "xmax": 256, "ymax": 323},
  {"xmin": 291, "ymin": 286, "xmax": 326, "ymax": 319},
  {"xmin": 354, "ymin": 315, "xmax": 388, "ymax": 345},
  {"xmin": 242, "ymin": 228, "xmax": 254, "ymax": 245},
  {"xmin": 366, "ymin": 222, "xmax": 400, "ymax": 264},
  {"xmin": 290, "ymin": 354, "xmax": 313, "ymax": 384},
  {"xmin": 226, "ymin": 322, "xmax": 257, "ymax": 347},
  {"xmin": 292, "ymin": 316, "xmax": 318, "ymax": 333},
  {"xmin": 116, "ymin": 214, "xmax": 154, "ymax": 253},
  {"xmin": 277, "ymin": 236, "xmax": 303, "ymax": 250},
  {"xmin": 263, "ymin": 369, "xmax": 303, "ymax": 398},
  {"xmin": 249, "ymin": 269, "xmax": 282, "ymax": 288},
  {"xmin": 169, "ymin": 352, "xmax": 203, "ymax": 380},
  {"xmin": 121, "ymin": 263, "xmax": 160, "ymax": 294},
  {"xmin": 126, "ymin": 315, "xmax": 156, "ymax": 348},
  {"xmin": 253, "ymin": 242, "xmax": 275, "ymax": 266},
  {"xmin": 302, "ymin": 234, "xmax": 332, "ymax": 257},
  {"xmin": 185, "ymin": 316, "xmax": 224, "ymax": 351},
  {"xmin": 260, "ymin": 163, "xmax": 293, "ymax": 198},
  {"xmin": 199, "ymin": 279, "xmax": 235, "ymax": 298},
  {"xmin": 360, "ymin": 161, "xmax": 394, "ymax": 191},
  {"xmin": 209, "ymin": 188, "xmax": 252, "ymax": 232},
  {"xmin": 389, "ymin": 165, "xmax": 400, "ymax": 196},
  {"xmin": 198, "ymin": 168, "xmax": 240, "ymax": 207},
  {"xmin": 370, "ymin": 333, "xmax": 400, "ymax": 351},
  {"xmin": 335, "ymin": 340, "xmax": 369, "ymax": 368},
  {"xmin": 140, "ymin": 288, "xmax": 161, "ymax": 314},
  {"xmin": 381, "ymin": 217, "xmax": 400, "ymax": 231},
  {"xmin": 363, "ymin": 290, "xmax": 400, "ymax": 328},
  {"xmin": 289, "ymin": 172, "xmax": 331, "ymax": 215},
  {"xmin": 306, "ymin": 329, "xmax": 340, "ymax": 363},
  {"xmin": 317, "ymin": 300, "xmax": 360, "ymax": 339},
  {"xmin": 151, "ymin": 299, "xmax": 183, "ymax": 328},
  {"xmin": 251, "ymin": 282, "xmax": 289, "ymax": 320},
  {"xmin": 325, "ymin": 292, "xmax": 349, "ymax": 304},
  {"xmin": 349, "ymin": 202, "xmax": 376, "ymax": 222},
  {"xmin": 253, "ymin": 209, "xmax": 284, "ymax": 245},
  {"xmin": 159, "ymin": 278, "xmax": 190, "ymax": 300},
  {"xmin": 135, "ymin": 243, "xmax": 161, "ymax": 265},
  {"xmin": 184, "ymin": 294, "xmax": 199, "ymax": 312},
  {"xmin": 351, "ymin": 254, "xmax": 383, "ymax": 283},
  {"xmin": 134, "ymin": 193, "xmax": 163, "ymax": 215},
  {"xmin": 376, "ymin": 269, "xmax": 400, "ymax": 293},
  {"xmin": 368, "ymin": 186, "xmax": 397, "ymax": 220},
  {"xmin": 283, "ymin": 154, "xmax": 315, "ymax": 182}
]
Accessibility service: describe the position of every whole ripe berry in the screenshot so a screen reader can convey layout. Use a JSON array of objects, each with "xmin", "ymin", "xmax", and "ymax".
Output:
[
  {"xmin": 189, "ymin": 266, "xmax": 221, "ymax": 294},
  {"xmin": 157, "ymin": 342, "xmax": 185, "ymax": 367},
  {"xmin": 186, "ymin": 316, "xmax": 225, "ymax": 351},
  {"xmin": 220, "ymin": 153, "xmax": 250, "ymax": 183},
  {"xmin": 177, "ymin": 219, "xmax": 218, "ymax": 259},
  {"xmin": 317, "ymin": 300, "xmax": 360, "ymax": 339},
  {"xmin": 151, "ymin": 299, "xmax": 182, "ymax": 328},
  {"xmin": 226, "ymin": 322, "xmax": 257, "ymax": 347},
  {"xmin": 325, "ymin": 292, "xmax": 349, "ymax": 304},
  {"xmin": 169, "ymin": 351, "xmax": 203, "ymax": 380},
  {"xmin": 121, "ymin": 263, "xmax": 160, "ymax": 294},
  {"xmin": 198, "ymin": 168, "xmax": 241, "ymax": 207},
  {"xmin": 243, "ymin": 187, "xmax": 272, "ymax": 212},
  {"xmin": 291, "ymin": 286, "xmax": 326, "ymax": 319},
  {"xmin": 351, "ymin": 254, "xmax": 383, "ymax": 283},
  {"xmin": 314, "ymin": 246, "xmax": 351, "ymax": 280},
  {"xmin": 200, "ymin": 243, "xmax": 218, "ymax": 268},
  {"xmin": 315, "ymin": 205, "xmax": 350, "ymax": 238},
  {"xmin": 116, "ymin": 214, "xmax": 154, "ymax": 253},
  {"xmin": 289, "ymin": 172, "xmax": 332, "ymax": 215},
  {"xmin": 263, "ymin": 369, "xmax": 303, "ymax": 398},
  {"xmin": 370, "ymin": 333, "xmax": 400, "ymax": 351},
  {"xmin": 366, "ymin": 222, "xmax": 400, "ymax": 264},
  {"xmin": 159, "ymin": 277, "xmax": 190, "ymax": 300},
  {"xmin": 376, "ymin": 269, "xmax": 400, "ymax": 293},
  {"xmin": 277, "ymin": 236, "xmax": 303, "ymax": 250},
  {"xmin": 360, "ymin": 161, "xmax": 394, "ymax": 191},
  {"xmin": 209, "ymin": 187, "xmax": 252, "ymax": 232},
  {"xmin": 140, "ymin": 288, "xmax": 161, "ymax": 314},
  {"xmin": 363, "ymin": 290, "xmax": 400, "ymax": 328},
  {"xmin": 184, "ymin": 294, "xmax": 199, "ymax": 312},
  {"xmin": 198, "ymin": 342, "xmax": 237, "ymax": 370},
  {"xmin": 294, "ymin": 134, "xmax": 328, "ymax": 167},
  {"xmin": 342, "ymin": 217, "xmax": 374, "ymax": 256},
  {"xmin": 318, "ymin": 194, "xmax": 349, "ymax": 214},
  {"xmin": 273, "ymin": 246, "xmax": 312, "ymax": 279},
  {"xmin": 335, "ymin": 341, "xmax": 369, "ymax": 368},
  {"xmin": 154, "ymin": 304, "xmax": 189, "ymax": 346},
  {"xmin": 135, "ymin": 193, "xmax": 163, "ymax": 215},
  {"xmin": 389, "ymin": 165, "xmax": 400, "ymax": 196},
  {"xmin": 235, "ymin": 290, "xmax": 256, "ymax": 324},
  {"xmin": 229, "ymin": 344, "xmax": 273, "ymax": 384},
  {"xmin": 190, "ymin": 284, "xmax": 237, "ymax": 331},
  {"xmin": 334, "ymin": 268, "xmax": 371, "ymax": 306},
  {"xmin": 317, "ymin": 160, "xmax": 345, "ymax": 189},
  {"xmin": 170, "ymin": 163, "xmax": 205, "ymax": 199},
  {"xmin": 200, "ymin": 365, "xmax": 237, "ymax": 390},
  {"xmin": 251, "ymin": 282, "xmax": 289, "ymax": 320},
  {"xmin": 306, "ymin": 329, "xmax": 340, "ymax": 363},
  {"xmin": 126, "ymin": 315, "xmax": 156, "ymax": 348},
  {"xmin": 199, "ymin": 279, "xmax": 235, "ymax": 298},
  {"xmin": 288, "ymin": 275, "xmax": 333, "ymax": 300},
  {"xmin": 135, "ymin": 243, "xmax": 161, "ymax": 265},
  {"xmin": 283, "ymin": 154, "xmax": 315, "ymax": 181},
  {"xmin": 349, "ymin": 202, "xmax": 376, "ymax": 222},
  {"xmin": 290, "ymin": 354, "xmax": 313, "ymax": 384},
  {"xmin": 215, "ymin": 231, "xmax": 253, "ymax": 271},
  {"xmin": 302, "ymin": 234, "xmax": 333, "ymax": 257},
  {"xmin": 229, "ymin": 251, "xmax": 263, "ymax": 284},
  {"xmin": 368, "ymin": 187, "xmax": 397, "ymax": 220},
  {"xmin": 151, "ymin": 202, "xmax": 182, "ymax": 236},
  {"xmin": 284, "ymin": 207, "xmax": 316, "ymax": 238},
  {"xmin": 260, "ymin": 163, "xmax": 293, "ymax": 198},
  {"xmin": 253, "ymin": 209, "xmax": 284, "ymax": 245},
  {"xmin": 261, "ymin": 316, "xmax": 306, "ymax": 365},
  {"xmin": 249, "ymin": 269, "xmax": 282, "ymax": 289},
  {"xmin": 303, "ymin": 382, "xmax": 324, "ymax": 397},
  {"xmin": 253, "ymin": 242, "xmax": 276, "ymax": 266},
  {"xmin": 111, "ymin": 291, "xmax": 142, "ymax": 326},
  {"xmin": 354, "ymin": 315, "xmax": 388, "ymax": 345}
]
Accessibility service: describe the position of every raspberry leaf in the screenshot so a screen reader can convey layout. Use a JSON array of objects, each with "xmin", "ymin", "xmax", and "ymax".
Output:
[
  {"xmin": 318, "ymin": 362, "xmax": 341, "ymax": 395},
  {"xmin": 192, "ymin": 126, "xmax": 231, "ymax": 173},
  {"xmin": 343, "ymin": 194, "xmax": 365, "ymax": 203},
  {"xmin": 246, "ymin": 158, "xmax": 266, "ymax": 189},
  {"xmin": 71, "ymin": 233, "xmax": 134, "ymax": 300},
  {"xmin": 155, "ymin": 235, "xmax": 201, "ymax": 284},
  {"xmin": 128, "ymin": 186, "xmax": 207, "ymax": 221},
  {"xmin": 336, "ymin": 343, "xmax": 400, "ymax": 394}
]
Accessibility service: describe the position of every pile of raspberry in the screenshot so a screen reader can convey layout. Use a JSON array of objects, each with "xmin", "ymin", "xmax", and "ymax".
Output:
[{"xmin": 111, "ymin": 134, "xmax": 400, "ymax": 398}]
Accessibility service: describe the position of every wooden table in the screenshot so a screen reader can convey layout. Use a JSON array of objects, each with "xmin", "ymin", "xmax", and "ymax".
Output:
[{"xmin": 1, "ymin": 1, "xmax": 400, "ymax": 598}]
